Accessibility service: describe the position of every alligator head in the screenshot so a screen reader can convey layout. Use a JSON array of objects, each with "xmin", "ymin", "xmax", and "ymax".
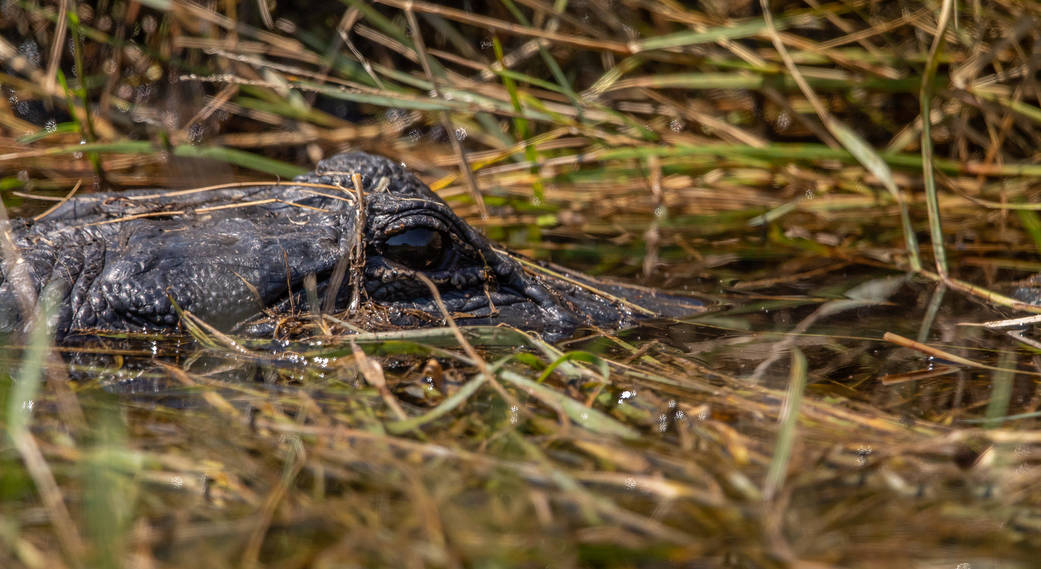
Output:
[{"xmin": 0, "ymin": 152, "xmax": 699, "ymax": 341}]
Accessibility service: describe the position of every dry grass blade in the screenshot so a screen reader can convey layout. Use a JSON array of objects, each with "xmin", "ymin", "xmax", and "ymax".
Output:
[
  {"xmin": 31, "ymin": 179, "xmax": 81, "ymax": 222},
  {"xmin": 961, "ymin": 314, "xmax": 1041, "ymax": 329},
  {"xmin": 176, "ymin": 309, "xmax": 252, "ymax": 354},
  {"xmin": 351, "ymin": 340, "xmax": 407, "ymax": 421},
  {"xmin": 508, "ymin": 255, "xmax": 658, "ymax": 316},
  {"xmin": 917, "ymin": 270, "xmax": 1041, "ymax": 314},
  {"xmin": 347, "ymin": 172, "xmax": 367, "ymax": 313},
  {"xmin": 882, "ymin": 332, "xmax": 1041, "ymax": 377}
]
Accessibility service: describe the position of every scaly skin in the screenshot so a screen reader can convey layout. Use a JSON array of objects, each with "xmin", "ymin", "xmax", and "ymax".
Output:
[{"xmin": 0, "ymin": 152, "xmax": 698, "ymax": 340}]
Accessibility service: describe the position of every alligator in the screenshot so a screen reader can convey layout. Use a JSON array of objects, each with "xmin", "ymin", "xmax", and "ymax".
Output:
[{"xmin": 0, "ymin": 152, "xmax": 700, "ymax": 341}]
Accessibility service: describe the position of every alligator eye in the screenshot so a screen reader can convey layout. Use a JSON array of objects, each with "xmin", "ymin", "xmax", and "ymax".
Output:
[{"xmin": 383, "ymin": 227, "xmax": 445, "ymax": 270}]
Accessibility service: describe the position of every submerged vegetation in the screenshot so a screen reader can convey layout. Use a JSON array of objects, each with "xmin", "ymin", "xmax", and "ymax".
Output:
[{"xmin": 3, "ymin": 0, "xmax": 1041, "ymax": 567}]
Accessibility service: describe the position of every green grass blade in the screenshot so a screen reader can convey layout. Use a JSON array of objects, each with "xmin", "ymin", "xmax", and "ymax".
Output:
[
  {"xmin": 83, "ymin": 400, "xmax": 140, "ymax": 569},
  {"xmin": 920, "ymin": 0, "xmax": 954, "ymax": 276},
  {"xmin": 499, "ymin": 370, "xmax": 639, "ymax": 440},
  {"xmin": 827, "ymin": 120, "xmax": 921, "ymax": 271},
  {"xmin": 492, "ymin": 35, "xmax": 546, "ymax": 205},
  {"xmin": 633, "ymin": 18, "xmax": 788, "ymax": 52},
  {"xmin": 384, "ymin": 373, "xmax": 489, "ymax": 434},
  {"xmin": 536, "ymin": 351, "xmax": 610, "ymax": 384},
  {"xmin": 6, "ymin": 284, "xmax": 61, "ymax": 439},
  {"xmin": 763, "ymin": 347, "xmax": 807, "ymax": 501},
  {"xmin": 3, "ymin": 141, "xmax": 306, "ymax": 178},
  {"xmin": 984, "ymin": 350, "xmax": 1016, "ymax": 429},
  {"xmin": 1017, "ymin": 208, "xmax": 1041, "ymax": 255},
  {"xmin": 170, "ymin": 146, "xmax": 307, "ymax": 178}
]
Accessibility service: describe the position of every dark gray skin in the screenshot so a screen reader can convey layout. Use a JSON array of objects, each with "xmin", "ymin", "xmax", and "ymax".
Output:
[{"xmin": 0, "ymin": 152, "xmax": 699, "ymax": 341}]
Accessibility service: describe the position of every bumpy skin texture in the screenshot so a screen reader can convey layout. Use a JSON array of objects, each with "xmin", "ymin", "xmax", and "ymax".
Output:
[{"xmin": 0, "ymin": 152, "xmax": 696, "ymax": 340}]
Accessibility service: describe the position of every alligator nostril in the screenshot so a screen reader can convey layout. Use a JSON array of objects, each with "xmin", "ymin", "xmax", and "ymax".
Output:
[{"xmin": 382, "ymin": 227, "xmax": 444, "ymax": 270}]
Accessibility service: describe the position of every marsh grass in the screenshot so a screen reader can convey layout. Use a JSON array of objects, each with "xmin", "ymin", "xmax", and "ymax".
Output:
[{"xmin": 3, "ymin": 1, "xmax": 1041, "ymax": 567}]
